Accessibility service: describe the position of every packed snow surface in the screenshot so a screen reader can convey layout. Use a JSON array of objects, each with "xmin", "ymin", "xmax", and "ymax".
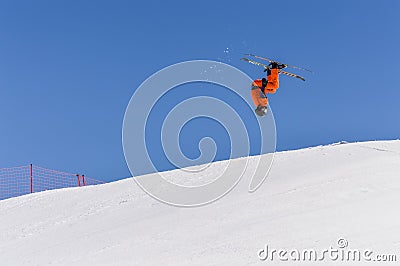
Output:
[{"xmin": 1, "ymin": 140, "xmax": 400, "ymax": 265}]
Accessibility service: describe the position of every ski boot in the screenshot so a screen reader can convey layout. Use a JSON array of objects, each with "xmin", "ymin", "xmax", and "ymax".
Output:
[{"xmin": 269, "ymin": 62, "xmax": 287, "ymax": 69}]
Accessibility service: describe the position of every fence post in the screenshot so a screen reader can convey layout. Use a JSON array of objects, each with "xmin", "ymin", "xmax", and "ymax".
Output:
[
  {"xmin": 82, "ymin": 175, "xmax": 86, "ymax": 186},
  {"xmin": 30, "ymin": 164, "xmax": 33, "ymax": 193},
  {"xmin": 77, "ymin": 174, "xmax": 81, "ymax": 187}
]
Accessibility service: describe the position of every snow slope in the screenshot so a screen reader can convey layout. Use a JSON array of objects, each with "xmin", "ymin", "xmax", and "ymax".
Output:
[{"xmin": 1, "ymin": 140, "xmax": 400, "ymax": 265}]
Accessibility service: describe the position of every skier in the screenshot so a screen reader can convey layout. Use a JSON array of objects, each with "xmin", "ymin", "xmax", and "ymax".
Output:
[{"xmin": 251, "ymin": 62, "xmax": 286, "ymax": 116}]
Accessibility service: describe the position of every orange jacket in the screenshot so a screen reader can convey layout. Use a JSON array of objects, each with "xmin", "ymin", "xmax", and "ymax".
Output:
[{"xmin": 251, "ymin": 68, "xmax": 279, "ymax": 107}]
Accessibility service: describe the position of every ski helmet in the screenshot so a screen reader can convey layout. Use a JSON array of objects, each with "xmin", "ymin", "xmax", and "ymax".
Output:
[{"xmin": 255, "ymin": 106, "xmax": 267, "ymax": 117}]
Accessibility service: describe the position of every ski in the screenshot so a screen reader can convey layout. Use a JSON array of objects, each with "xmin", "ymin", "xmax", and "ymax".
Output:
[
  {"xmin": 244, "ymin": 53, "xmax": 313, "ymax": 73},
  {"xmin": 241, "ymin": 58, "xmax": 306, "ymax": 81}
]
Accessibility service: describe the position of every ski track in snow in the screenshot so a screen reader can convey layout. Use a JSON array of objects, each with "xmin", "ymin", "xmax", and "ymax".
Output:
[{"xmin": 0, "ymin": 140, "xmax": 399, "ymax": 265}]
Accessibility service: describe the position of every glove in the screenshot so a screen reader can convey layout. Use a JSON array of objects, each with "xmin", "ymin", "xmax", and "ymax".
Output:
[{"xmin": 261, "ymin": 78, "xmax": 267, "ymax": 94}]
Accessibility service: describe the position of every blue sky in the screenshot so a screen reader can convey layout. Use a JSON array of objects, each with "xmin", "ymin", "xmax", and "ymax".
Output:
[{"xmin": 1, "ymin": 0, "xmax": 399, "ymax": 181}]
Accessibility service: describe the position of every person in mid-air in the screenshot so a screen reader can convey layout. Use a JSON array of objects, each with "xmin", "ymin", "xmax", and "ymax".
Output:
[{"xmin": 251, "ymin": 62, "xmax": 286, "ymax": 116}]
